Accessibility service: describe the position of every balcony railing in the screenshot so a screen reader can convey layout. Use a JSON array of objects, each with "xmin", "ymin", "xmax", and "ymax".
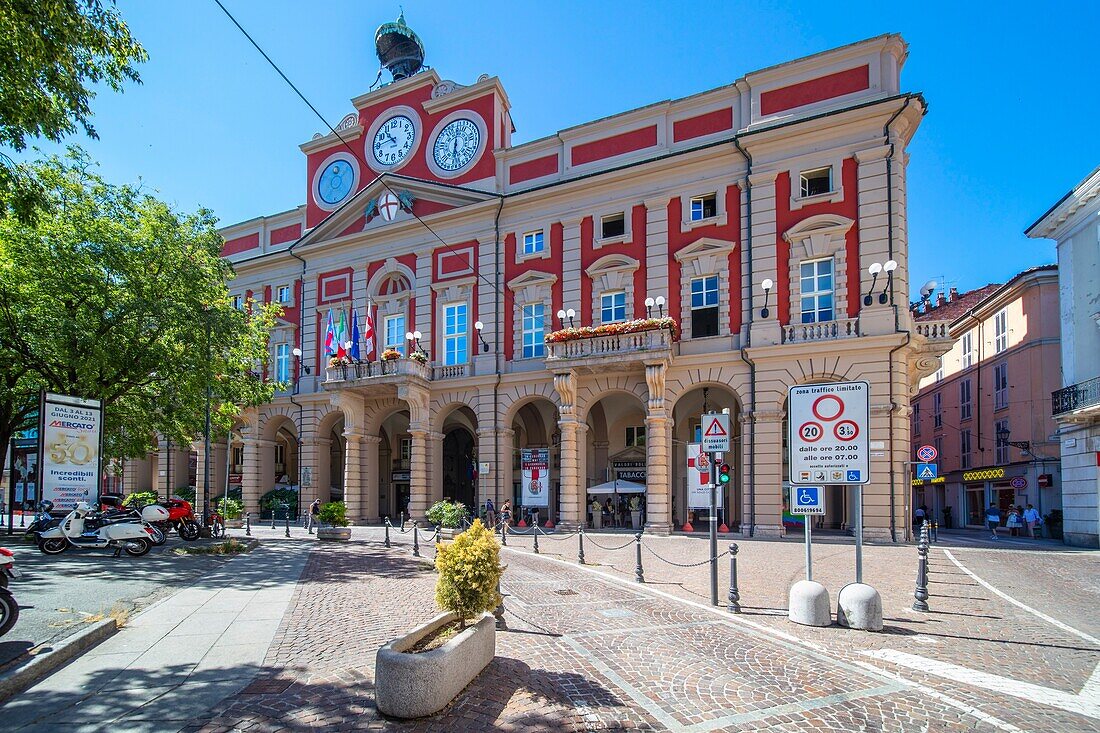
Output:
[
  {"xmin": 433, "ymin": 363, "xmax": 468, "ymax": 380},
  {"xmin": 914, "ymin": 320, "xmax": 952, "ymax": 339},
  {"xmin": 324, "ymin": 358, "xmax": 432, "ymax": 384},
  {"xmin": 783, "ymin": 317, "xmax": 858, "ymax": 344},
  {"xmin": 1053, "ymin": 376, "xmax": 1100, "ymax": 417},
  {"xmin": 545, "ymin": 327, "xmax": 674, "ymax": 368}
]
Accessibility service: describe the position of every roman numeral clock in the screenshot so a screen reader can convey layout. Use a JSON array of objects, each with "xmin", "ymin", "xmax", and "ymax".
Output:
[{"xmin": 426, "ymin": 112, "xmax": 487, "ymax": 179}]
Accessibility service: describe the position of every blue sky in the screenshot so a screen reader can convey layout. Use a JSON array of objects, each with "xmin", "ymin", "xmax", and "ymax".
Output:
[{"xmin": 17, "ymin": 1, "xmax": 1098, "ymax": 299}]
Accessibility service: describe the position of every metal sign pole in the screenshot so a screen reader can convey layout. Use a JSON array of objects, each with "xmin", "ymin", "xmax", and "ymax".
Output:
[
  {"xmin": 710, "ymin": 451, "xmax": 719, "ymax": 606},
  {"xmin": 805, "ymin": 511, "xmax": 812, "ymax": 581},
  {"xmin": 854, "ymin": 484, "xmax": 863, "ymax": 584}
]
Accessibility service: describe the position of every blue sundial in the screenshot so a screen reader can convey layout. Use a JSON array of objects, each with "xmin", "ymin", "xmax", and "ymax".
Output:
[{"xmin": 318, "ymin": 159, "xmax": 354, "ymax": 205}]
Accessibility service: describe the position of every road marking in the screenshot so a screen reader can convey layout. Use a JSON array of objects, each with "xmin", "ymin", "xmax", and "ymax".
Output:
[
  {"xmin": 863, "ymin": 649, "xmax": 1100, "ymax": 720},
  {"xmin": 942, "ymin": 549, "xmax": 1100, "ymax": 646}
]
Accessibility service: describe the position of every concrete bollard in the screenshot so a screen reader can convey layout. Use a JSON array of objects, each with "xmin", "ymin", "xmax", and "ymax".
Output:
[
  {"xmin": 727, "ymin": 544, "xmax": 741, "ymax": 613},
  {"xmin": 837, "ymin": 583, "xmax": 883, "ymax": 631},
  {"xmin": 578, "ymin": 528, "xmax": 586, "ymax": 565},
  {"xmin": 634, "ymin": 532, "xmax": 645, "ymax": 583}
]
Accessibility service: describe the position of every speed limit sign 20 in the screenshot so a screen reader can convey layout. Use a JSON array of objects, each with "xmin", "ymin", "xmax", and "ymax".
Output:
[{"xmin": 788, "ymin": 381, "xmax": 869, "ymax": 485}]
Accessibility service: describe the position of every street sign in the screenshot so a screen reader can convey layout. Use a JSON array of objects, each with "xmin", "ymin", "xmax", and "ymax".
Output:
[
  {"xmin": 791, "ymin": 486, "xmax": 825, "ymax": 515},
  {"xmin": 1010, "ymin": 476, "xmax": 1028, "ymax": 489},
  {"xmin": 788, "ymin": 382, "xmax": 869, "ymax": 485},
  {"xmin": 917, "ymin": 444, "xmax": 938, "ymax": 463},
  {"xmin": 916, "ymin": 463, "xmax": 938, "ymax": 480},
  {"xmin": 700, "ymin": 413, "xmax": 730, "ymax": 453}
]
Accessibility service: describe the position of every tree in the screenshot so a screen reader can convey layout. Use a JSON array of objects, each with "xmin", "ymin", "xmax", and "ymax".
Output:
[
  {"xmin": 0, "ymin": 149, "xmax": 280, "ymax": 463},
  {"xmin": 0, "ymin": 0, "xmax": 147, "ymax": 221}
]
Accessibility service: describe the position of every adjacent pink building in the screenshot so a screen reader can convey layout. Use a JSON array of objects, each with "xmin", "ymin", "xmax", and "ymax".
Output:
[{"xmin": 911, "ymin": 266, "xmax": 1061, "ymax": 530}]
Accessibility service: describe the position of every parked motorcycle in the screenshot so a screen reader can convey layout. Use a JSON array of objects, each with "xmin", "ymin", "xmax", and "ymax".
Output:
[
  {"xmin": 162, "ymin": 499, "xmax": 201, "ymax": 541},
  {"xmin": 0, "ymin": 547, "xmax": 21, "ymax": 637},
  {"xmin": 96, "ymin": 505, "xmax": 168, "ymax": 546},
  {"xmin": 37, "ymin": 502, "xmax": 166, "ymax": 557},
  {"xmin": 23, "ymin": 500, "xmax": 61, "ymax": 541}
]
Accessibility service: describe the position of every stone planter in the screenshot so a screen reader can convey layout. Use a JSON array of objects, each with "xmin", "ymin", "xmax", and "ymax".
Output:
[
  {"xmin": 630, "ymin": 511, "xmax": 642, "ymax": 530},
  {"xmin": 226, "ymin": 518, "xmax": 244, "ymax": 529},
  {"xmin": 376, "ymin": 611, "xmax": 495, "ymax": 719},
  {"xmin": 591, "ymin": 512, "xmax": 602, "ymax": 529},
  {"xmin": 317, "ymin": 526, "xmax": 351, "ymax": 541}
]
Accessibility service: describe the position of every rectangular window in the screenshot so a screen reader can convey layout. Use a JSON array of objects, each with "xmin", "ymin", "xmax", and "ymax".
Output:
[
  {"xmin": 994, "ymin": 362, "xmax": 1008, "ymax": 409},
  {"xmin": 690, "ymin": 193, "xmax": 717, "ymax": 221},
  {"xmin": 231, "ymin": 445, "xmax": 244, "ymax": 471},
  {"xmin": 400, "ymin": 437, "xmax": 411, "ymax": 461},
  {"xmin": 933, "ymin": 392, "xmax": 942, "ymax": 429},
  {"xmin": 912, "ymin": 402, "xmax": 921, "ymax": 436},
  {"xmin": 961, "ymin": 429, "xmax": 972, "ymax": 470},
  {"xmin": 601, "ymin": 291, "xmax": 626, "ymax": 323},
  {"xmin": 444, "ymin": 302, "xmax": 468, "ymax": 365},
  {"xmin": 995, "ymin": 419, "xmax": 1010, "ymax": 464},
  {"xmin": 799, "ymin": 259, "xmax": 834, "ymax": 324},
  {"xmin": 275, "ymin": 343, "xmax": 290, "ymax": 384},
  {"xmin": 231, "ymin": 294, "xmax": 244, "ymax": 310},
  {"xmin": 601, "ymin": 213, "xmax": 625, "ymax": 239},
  {"xmin": 384, "ymin": 314, "xmax": 406, "ymax": 355},
  {"xmin": 933, "ymin": 358, "xmax": 944, "ymax": 383},
  {"xmin": 522, "ymin": 303, "xmax": 545, "ymax": 359},
  {"xmin": 690, "ymin": 275, "xmax": 720, "ymax": 338},
  {"xmin": 799, "ymin": 166, "xmax": 833, "ymax": 197},
  {"xmin": 960, "ymin": 331, "xmax": 974, "ymax": 369},
  {"xmin": 994, "ymin": 310, "xmax": 1008, "ymax": 353},
  {"xmin": 626, "ymin": 426, "xmax": 646, "ymax": 447},
  {"xmin": 522, "ymin": 230, "xmax": 544, "ymax": 255},
  {"xmin": 274, "ymin": 444, "xmax": 285, "ymax": 468},
  {"xmin": 933, "ymin": 435, "xmax": 943, "ymax": 460},
  {"xmin": 960, "ymin": 378, "xmax": 972, "ymax": 421},
  {"xmin": 276, "ymin": 285, "xmax": 291, "ymax": 304}
]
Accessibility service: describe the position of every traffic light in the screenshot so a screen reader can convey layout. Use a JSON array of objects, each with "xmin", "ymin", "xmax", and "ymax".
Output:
[{"xmin": 719, "ymin": 463, "xmax": 731, "ymax": 484}]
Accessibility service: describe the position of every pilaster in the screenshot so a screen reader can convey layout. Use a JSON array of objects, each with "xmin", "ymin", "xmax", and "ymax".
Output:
[{"xmin": 343, "ymin": 430, "xmax": 364, "ymax": 522}]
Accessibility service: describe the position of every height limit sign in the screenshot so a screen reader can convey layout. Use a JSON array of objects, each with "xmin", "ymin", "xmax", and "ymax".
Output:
[{"xmin": 788, "ymin": 381, "xmax": 869, "ymax": 485}]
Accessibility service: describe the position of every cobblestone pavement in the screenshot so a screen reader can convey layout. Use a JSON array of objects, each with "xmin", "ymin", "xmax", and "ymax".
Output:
[{"xmin": 185, "ymin": 526, "xmax": 1099, "ymax": 732}]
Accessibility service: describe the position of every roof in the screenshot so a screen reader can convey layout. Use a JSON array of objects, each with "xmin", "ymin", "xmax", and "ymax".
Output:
[
  {"xmin": 913, "ymin": 264, "xmax": 1058, "ymax": 323},
  {"xmin": 1025, "ymin": 165, "xmax": 1100, "ymax": 237}
]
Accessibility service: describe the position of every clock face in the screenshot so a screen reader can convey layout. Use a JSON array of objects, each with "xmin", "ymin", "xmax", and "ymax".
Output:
[
  {"xmin": 317, "ymin": 159, "xmax": 355, "ymax": 205},
  {"xmin": 432, "ymin": 118, "xmax": 481, "ymax": 172},
  {"xmin": 372, "ymin": 115, "xmax": 416, "ymax": 167}
]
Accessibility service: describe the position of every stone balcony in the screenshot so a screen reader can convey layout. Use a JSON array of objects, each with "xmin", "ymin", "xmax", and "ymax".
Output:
[
  {"xmin": 544, "ymin": 327, "xmax": 675, "ymax": 373},
  {"xmin": 1052, "ymin": 376, "xmax": 1100, "ymax": 420},
  {"xmin": 782, "ymin": 317, "xmax": 859, "ymax": 344},
  {"xmin": 322, "ymin": 358, "xmax": 432, "ymax": 395},
  {"xmin": 913, "ymin": 320, "xmax": 952, "ymax": 341}
]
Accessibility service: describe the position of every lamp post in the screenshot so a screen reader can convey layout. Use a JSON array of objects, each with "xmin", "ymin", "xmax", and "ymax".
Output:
[
  {"xmin": 405, "ymin": 330, "xmax": 423, "ymax": 354},
  {"xmin": 759, "ymin": 279, "xmax": 773, "ymax": 319},
  {"xmin": 291, "ymin": 348, "xmax": 311, "ymax": 524},
  {"xmin": 474, "ymin": 321, "xmax": 490, "ymax": 353},
  {"xmin": 864, "ymin": 260, "xmax": 898, "ymax": 306},
  {"xmin": 644, "ymin": 296, "xmax": 666, "ymax": 319},
  {"xmin": 556, "ymin": 308, "xmax": 575, "ymax": 329}
]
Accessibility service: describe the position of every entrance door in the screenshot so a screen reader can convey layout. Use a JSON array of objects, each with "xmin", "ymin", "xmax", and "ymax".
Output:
[
  {"xmin": 965, "ymin": 486, "xmax": 985, "ymax": 527},
  {"xmin": 442, "ymin": 428, "xmax": 476, "ymax": 510}
]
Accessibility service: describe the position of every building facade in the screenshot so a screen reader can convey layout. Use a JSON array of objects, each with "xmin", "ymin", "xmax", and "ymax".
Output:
[
  {"xmin": 911, "ymin": 268, "xmax": 1062, "ymax": 532},
  {"xmin": 1027, "ymin": 167, "xmax": 1100, "ymax": 547},
  {"xmin": 128, "ymin": 25, "xmax": 951, "ymax": 538}
]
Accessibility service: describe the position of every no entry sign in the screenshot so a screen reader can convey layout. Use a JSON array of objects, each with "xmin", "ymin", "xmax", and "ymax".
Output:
[{"xmin": 788, "ymin": 381, "xmax": 869, "ymax": 485}]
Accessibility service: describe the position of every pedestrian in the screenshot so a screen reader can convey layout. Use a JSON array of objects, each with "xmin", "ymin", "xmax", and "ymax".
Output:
[
  {"xmin": 1006, "ymin": 506, "xmax": 1021, "ymax": 537},
  {"xmin": 306, "ymin": 498, "xmax": 321, "ymax": 534},
  {"xmin": 1023, "ymin": 503, "xmax": 1041, "ymax": 538},
  {"xmin": 985, "ymin": 502, "xmax": 1002, "ymax": 540},
  {"xmin": 485, "ymin": 497, "xmax": 496, "ymax": 530},
  {"xmin": 499, "ymin": 499, "xmax": 512, "ymax": 530},
  {"xmin": 915, "ymin": 504, "xmax": 927, "ymax": 531},
  {"xmin": 604, "ymin": 497, "xmax": 615, "ymax": 528}
]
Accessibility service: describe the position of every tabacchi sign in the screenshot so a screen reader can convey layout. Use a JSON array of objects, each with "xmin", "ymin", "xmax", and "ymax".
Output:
[{"xmin": 39, "ymin": 392, "xmax": 103, "ymax": 510}]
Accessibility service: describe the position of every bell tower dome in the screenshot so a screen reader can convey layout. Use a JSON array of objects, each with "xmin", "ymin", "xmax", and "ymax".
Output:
[{"xmin": 374, "ymin": 11, "xmax": 425, "ymax": 82}]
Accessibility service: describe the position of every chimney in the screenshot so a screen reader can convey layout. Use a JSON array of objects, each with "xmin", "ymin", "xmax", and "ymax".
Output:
[
  {"xmin": 936, "ymin": 292, "xmax": 946, "ymax": 307},
  {"xmin": 949, "ymin": 287, "xmax": 958, "ymax": 302}
]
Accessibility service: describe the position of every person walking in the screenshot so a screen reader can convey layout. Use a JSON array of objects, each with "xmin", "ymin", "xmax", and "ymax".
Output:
[
  {"xmin": 1006, "ymin": 506, "xmax": 1021, "ymax": 537},
  {"xmin": 306, "ymin": 498, "xmax": 321, "ymax": 534},
  {"xmin": 485, "ymin": 497, "xmax": 496, "ymax": 530},
  {"xmin": 499, "ymin": 499, "xmax": 512, "ymax": 531},
  {"xmin": 985, "ymin": 502, "xmax": 1002, "ymax": 540},
  {"xmin": 914, "ymin": 504, "xmax": 927, "ymax": 531},
  {"xmin": 1023, "ymin": 504, "xmax": 1041, "ymax": 538}
]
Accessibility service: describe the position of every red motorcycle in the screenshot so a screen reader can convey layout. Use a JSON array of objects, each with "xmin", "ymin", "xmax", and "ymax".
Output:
[{"xmin": 163, "ymin": 499, "xmax": 202, "ymax": 541}]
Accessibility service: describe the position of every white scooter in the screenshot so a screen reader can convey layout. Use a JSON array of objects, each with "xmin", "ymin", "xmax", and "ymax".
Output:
[{"xmin": 38, "ymin": 502, "xmax": 167, "ymax": 557}]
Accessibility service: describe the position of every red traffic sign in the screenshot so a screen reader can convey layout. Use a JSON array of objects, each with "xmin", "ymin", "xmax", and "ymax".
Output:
[
  {"xmin": 701, "ymin": 413, "xmax": 730, "ymax": 452},
  {"xmin": 916, "ymin": 444, "xmax": 938, "ymax": 462}
]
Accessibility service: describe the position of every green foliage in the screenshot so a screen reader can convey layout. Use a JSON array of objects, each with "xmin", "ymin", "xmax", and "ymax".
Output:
[
  {"xmin": 434, "ymin": 519, "xmax": 504, "ymax": 624},
  {"xmin": 427, "ymin": 500, "xmax": 468, "ymax": 529},
  {"xmin": 318, "ymin": 501, "xmax": 348, "ymax": 527},
  {"xmin": 0, "ymin": 0, "xmax": 147, "ymax": 222},
  {"xmin": 215, "ymin": 497, "xmax": 243, "ymax": 520},
  {"xmin": 123, "ymin": 490, "xmax": 158, "ymax": 508},
  {"xmin": 629, "ymin": 496, "xmax": 642, "ymax": 511},
  {"xmin": 0, "ymin": 150, "xmax": 280, "ymax": 460},
  {"xmin": 173, "ymin": 486, "xmax": 196, "ymax": 502},
  {"xmin": 261, "ymin": 488, "xmax": 297, "ymax": 511}
]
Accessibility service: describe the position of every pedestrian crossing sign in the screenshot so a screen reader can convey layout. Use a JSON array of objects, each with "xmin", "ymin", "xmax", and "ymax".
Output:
[{"xmin": 916, "ymin": 463, "xmax": 938, "ymax": 480}]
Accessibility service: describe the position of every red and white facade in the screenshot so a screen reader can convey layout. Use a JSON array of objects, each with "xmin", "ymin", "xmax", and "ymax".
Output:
[{"xmin": 135, "ymin": 31, "xmax": 951, "ymax": 538}]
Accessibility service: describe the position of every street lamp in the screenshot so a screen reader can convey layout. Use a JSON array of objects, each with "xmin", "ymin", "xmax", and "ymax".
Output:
[
  {"xmin": 759, "ymin": 279, "xmax": 774, "ymax": 319},
  {"xmin": 644, "ymin": 296, "xmax": 666, "ymax": 318},
  {"xmin": 405, "ymin": 330, "xmax": 423, "ymax": 353},
  {"xmin": 864, "ymin": 260, "xmax": 898, "ymax": 305},
  {"xmin": 291, "ymin": 347, "xmax": 312, "ymax": 376},
  {"xmin": 473, "ymin": 321, "xmax": 490, "ymax": 352},
  {"xmin": 556, "ymin": 308, "xmax": 575, "ymax": 328},
  {"xmin": 995, "ymin": 425, "xmax": 1031, "ymax": 453}
]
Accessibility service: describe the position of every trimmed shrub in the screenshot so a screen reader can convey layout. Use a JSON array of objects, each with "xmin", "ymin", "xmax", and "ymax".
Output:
[
  {"xmin": 318, "ymin": 501, "xmax": 349, "ymax": 527},
  {"xmin": 426, "ymin": 500, "xmax": 468, "ymax": 529},
  {"xmin": 123, "ymin": 490, "xmax": 158, "ymax": 508},
  {"xmin": 215, "ymin": 497, "xmax": 244, "ymax": 520},
  {"xmin": 434, "ymin": 519, "xmax": 503, "ymax": 626}
]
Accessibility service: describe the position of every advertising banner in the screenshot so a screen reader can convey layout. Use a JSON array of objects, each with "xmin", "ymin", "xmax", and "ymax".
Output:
[
  {"xmin": 9, "ymin": 439, "xmax": 37, "ymax": 508},
  {"xmin": 686, "ymin": 443, "xmax": 711, "ymax": 509},
  {"xmin": 39, "ymin": 392, "xmax": 103, "ymax": 510},
  {"xmin": 520, "ymin": 448, "xmax": 549, "ymax": 507}
]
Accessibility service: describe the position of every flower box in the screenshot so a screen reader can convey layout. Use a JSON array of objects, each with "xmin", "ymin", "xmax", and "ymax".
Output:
[{"xmin": 545, "ymin": 317, "xmax": 677, "ymax": 344}]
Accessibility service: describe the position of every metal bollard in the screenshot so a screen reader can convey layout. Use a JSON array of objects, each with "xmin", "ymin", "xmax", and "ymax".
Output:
[
  {"xmin": 501, "ymin": 522, "xmax": 508, "ymax": 546},
  {"xmin": 578, "ymin": 528, "xmax": 586, "ymax": 565},
  {"xmin": 271, "ymin": 509, "xmax": 276, "ymax": 530},
  {"xmin": 412, "ymin": 522, "xmax": 421, "ymax": 557},
  {"xmin": 913, "ymin": 525, "xmax": 930, "ymax": 612},
  {"xmin": 384, "ymin": 519, "xmax": 391, "ymax": 548},
  {"xmin": 284, "ymin": 511, "xmax": 291, "ymax": 538},
  {"xmin": 400, "ymin": 511, "xmax": 406, "ymax": 530},
  {"xmin": 932, "ymin": 521, "xmax": 938, "ymax": 543},
  {"xmin": 245, "ymin": 512, "xmax": 251, "ymax": 537},
  {"xmin": 728, "ymin": 544, "xmax": 741, "ymax": 613},
  {"xmin": 634, "ymin": 532, "xmax": 645, "ymax": 583},
  {"xmin": 533, "ymin": 524, "xmax": 540, "ymax": 554}
]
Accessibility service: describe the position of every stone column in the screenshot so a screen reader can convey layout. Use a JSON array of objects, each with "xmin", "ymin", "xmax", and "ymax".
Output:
[
  {"xmin": 430, "ymin": 431, "xmax": 446, "ymax": 506},
  {"xmin": 557, "ymin": 419, "xmax": 586, "ymax": 528},
  {"xmin": 240, "ymin": 437, "xmax": 265, "ymax": 517},
  {"xmin": 747, "ymin": 407, "xmax": 785, "ymax": 538},
  {"xmin": 343, "ymin": 430, "xmax": 363, "ymax": 523},
  {"xmin": 361, "ymin": 435, "xmax": 382, "ymax": 523},
  {"xmin": 408, "ymin": 429, "xmax": 430, "ymax": 521},
  {"xmin": 644, "ymin": 361, "xmax": 672, "ymax": 534}
]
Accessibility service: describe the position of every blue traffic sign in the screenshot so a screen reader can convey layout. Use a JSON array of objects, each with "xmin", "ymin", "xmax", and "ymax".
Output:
[
  {"xmin": 916, "ymin": 463, "xmax": 938, "ymax": 480},
  {"xmin": 791, "ymin": 486, "xmax": 825, "ymax": 515}
]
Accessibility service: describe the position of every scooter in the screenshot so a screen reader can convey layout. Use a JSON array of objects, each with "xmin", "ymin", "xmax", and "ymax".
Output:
[
  {"xmin": 0, "ymin": 547, "xmax": 20, "ymax": 637},
  {"xmin": 23, "ymin": 500, "xmax": 61, "ymax": 541},
  {"xmin": 37, "ymin": 502, "xmax": 165, "ymax": 557}
]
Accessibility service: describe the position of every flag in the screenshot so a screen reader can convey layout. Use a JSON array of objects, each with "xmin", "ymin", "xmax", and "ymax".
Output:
[
  {"xmin": 336, "ymin": 309, "xmax": 349, "ymax": 359},
  {"xmin": 350, "ymin": 308, "xmax": 361, "ymax": 361},
  {"xmin": 362, "ymin": 299, "xmax": 376, "ymax": 359},
  {"xmin": 323, "ymin": 309, "xmax": 336, "ymax": 356}
]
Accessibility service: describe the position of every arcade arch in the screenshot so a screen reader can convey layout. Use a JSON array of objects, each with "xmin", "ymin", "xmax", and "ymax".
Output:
[{"xmin": 671, "ymin": 384, "xmax": 742, "ymax": 531}]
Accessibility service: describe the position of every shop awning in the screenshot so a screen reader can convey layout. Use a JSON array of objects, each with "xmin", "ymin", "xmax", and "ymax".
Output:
[{"xmin": 586, "ymin": 480, "xmax": 646, "ymax": 495}]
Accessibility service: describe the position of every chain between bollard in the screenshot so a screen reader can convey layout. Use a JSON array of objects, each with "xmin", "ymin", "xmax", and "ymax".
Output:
[
  {"xmin": 634, "ymin": 532, "xmax": 645, "ymax": 583},
  {"xmin": 642, "ymin": 542, "xmax": 722, "ymax": 568},
  {"xmin": 578, "ymin": 528, "xmax": 586, "ymax": 565},
  {"xmin": 412, "ymin": 521, "xmax": 420, "ymax": 557},
  {"xmin": 384, "ymin": 518, "xmax": 391, "ymax": 548},
  {"xmin": 913, "ymin": 521, "xmax": 930, "ymax": 612},
  {"xmin": 245, "ymin": 512, "xmax": 251, "ymax": 537},
  {"xmin": 727, "ymin": 544, "xmax": 741, "ymax": 613}
]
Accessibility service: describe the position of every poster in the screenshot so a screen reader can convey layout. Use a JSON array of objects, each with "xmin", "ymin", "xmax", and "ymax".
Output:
[
  {"xmin": 39, "ymin": 392, "xmax": 103, "ymax": 510},
  {"xmin": 10, "ymin": 440, "xmax": 37, "ymax": 507},
  {"xmin": 520, "ymin": 448, "xmax": 549, "ymax": 507},
  {"xmin": 686, "ymin": 443, "xmax": 711, "ymax": 509}
]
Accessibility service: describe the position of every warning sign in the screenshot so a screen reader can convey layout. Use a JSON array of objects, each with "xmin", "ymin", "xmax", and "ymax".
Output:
[
  {"xmin": 788, "ymin": 381, "xmax": 869, "ymax": 485},
  {"xmin": 700, "ymin": 413, "xmax": 730, "ymax": 453}
]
